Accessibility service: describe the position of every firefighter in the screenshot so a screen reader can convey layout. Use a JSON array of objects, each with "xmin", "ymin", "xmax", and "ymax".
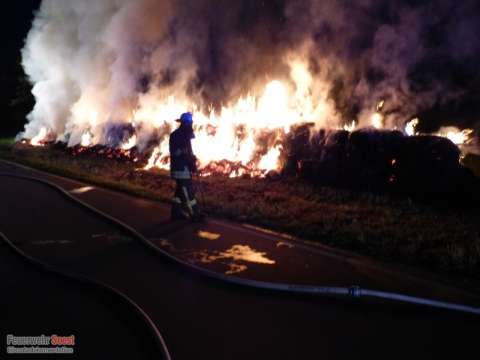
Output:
[{"xmin": 169, "ymin": 112, "xmax": 204, "ymax": 221}]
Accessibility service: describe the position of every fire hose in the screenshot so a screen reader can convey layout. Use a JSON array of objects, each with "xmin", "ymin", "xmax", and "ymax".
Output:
[
  {"xmin": 0, "ymin": 171, "xmax": 479, "ymax": 317},
  {"xmin": 0, "ymin": 230, "xmax": 172, "ymax": 360}
]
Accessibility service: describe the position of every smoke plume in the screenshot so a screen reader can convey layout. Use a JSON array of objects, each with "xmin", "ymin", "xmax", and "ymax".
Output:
[{"xmin": 21, "ymin": 0, "xmax": 480, "ymax": 148}]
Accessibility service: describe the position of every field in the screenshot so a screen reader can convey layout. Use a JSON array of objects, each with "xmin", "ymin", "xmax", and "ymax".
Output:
[{"xmin": 1, "ymin": 140, "xmax": 479, "ymax": 289}]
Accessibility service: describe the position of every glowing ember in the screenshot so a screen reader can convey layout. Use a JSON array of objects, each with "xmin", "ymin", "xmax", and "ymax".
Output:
[{"xmin": 30, "ymin": 127, "xmax": 48, "ymax": 146}]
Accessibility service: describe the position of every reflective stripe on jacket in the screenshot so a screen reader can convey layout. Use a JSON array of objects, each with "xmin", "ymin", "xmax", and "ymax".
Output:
[{"xmin": 171, "ymin": 167, "xmax": 191, "ymax": 179}]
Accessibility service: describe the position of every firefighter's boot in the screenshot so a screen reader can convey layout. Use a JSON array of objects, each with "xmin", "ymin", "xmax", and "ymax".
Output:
[{"xmin": 171, "ymin": 202, "xmax": 189, "ymax": 221}]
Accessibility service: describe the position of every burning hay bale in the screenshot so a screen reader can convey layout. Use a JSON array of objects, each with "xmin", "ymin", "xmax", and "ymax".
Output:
[
  {"xmin": 282, "ymin": 124, "xmax": 316, "ymax": 176},
  {"xmin": 347, "ymin": 129, "xmax": 405, "ymax": 190},
  {"xmin": 47, "ymin": 142, "xmax": 143, "ymax": 164},
  {"xmin": 201, "ymin": 160, "xmax": 253, "ymax": 178},
  {"xmin": 289, "ymin": 128, "xmax": 479, "ymax": 201},
  {"xmin": 313, "ymin": 130, "xmax": 350, "ymax": 187},
  {"xmin": 17, "ymin": 119, "xmax": 478, "ymax": 204},
  {"xmin": 104, "ymin": 124, "xmax": 136, "ymax": 148},
  {"xmin": 393, "ymin": 135, "xmax": 462, "ymax": 195}
]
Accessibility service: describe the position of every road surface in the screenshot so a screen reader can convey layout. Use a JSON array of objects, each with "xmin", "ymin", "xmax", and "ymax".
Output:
[{"xmin": 0, "ymin": 160, "xmax": 478, "ymax": 359}]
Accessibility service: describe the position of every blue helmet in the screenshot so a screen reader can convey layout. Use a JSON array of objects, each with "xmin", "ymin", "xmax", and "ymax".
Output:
[{"xmin": 178, "ymin": 112, "xmax": 193, "ymax": 125}]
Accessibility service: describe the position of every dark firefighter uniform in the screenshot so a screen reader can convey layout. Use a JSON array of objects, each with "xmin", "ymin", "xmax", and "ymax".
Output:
[{"xmin": 169, "ymin": 112, "xmax": 203, "ymax": 221}]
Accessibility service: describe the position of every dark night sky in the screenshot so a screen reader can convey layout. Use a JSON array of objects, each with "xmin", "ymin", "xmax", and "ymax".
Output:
[
  {"xmin": 0, "ymin": 1, "xmax": 41, "ymax": 136},
  {"xmin": 1, "ymin": 2, "xmax": 41, "ymax": 67}
]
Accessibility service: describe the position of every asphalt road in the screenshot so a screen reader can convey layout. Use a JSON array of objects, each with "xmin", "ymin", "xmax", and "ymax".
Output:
[
  {"xmin": 3, "ymin": 160, "xmax": 479, "ymax": 303},
  {"xmin": 0, "ymin": 161, "xmax": 479, "ymax": 359},
  {"xmin": 0, "ymin": 217, "xmax": 164, "ymax": 359}
]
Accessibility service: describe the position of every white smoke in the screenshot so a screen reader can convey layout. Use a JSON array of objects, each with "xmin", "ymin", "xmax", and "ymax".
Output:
[
  {"xmin": 20, "ymin": 0, "xmax": 479, "ymax": 153},
  {"xmin": 21, "ymin": 0, "xmax": 179, "ymax": 147}
]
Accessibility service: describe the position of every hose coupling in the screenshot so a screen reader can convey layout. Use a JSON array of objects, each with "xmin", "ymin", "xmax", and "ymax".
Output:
[{"xmin": 349, "ymin": 286, "xmax": 362, "ymax": 297}]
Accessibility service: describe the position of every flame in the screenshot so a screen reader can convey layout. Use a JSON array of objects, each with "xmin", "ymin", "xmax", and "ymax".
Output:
[
  {"xmin": 26, "ymin": 57, "xmax": 477, "ymax": 177},
  {"xmin": 376, "ymin": 100, "xmax": 385, "ymax": 112},
  {"xmin": 369, "ymin": 100, "xmax": 386, "ymax": 129},
  {"xmin": 405, "ymin": 118, "xmax": 419, "ymax": 136},
  {"xmin": 371, "ymin": 112, "xmax": 384, "ymax": 129},
  {"xmin": 121, "ymin": 135, "xmax": 137, "ymax": 150},
  {"xmin": 404, "ymin": 119, "xmax": 474, "ymax": 146},
  {"xmin": 144, "ymin": 146, "xmax": 161, "ymax": 171},
  {"xmin": 137, "ymin": 60, "xmax": 333, "ymax": 175},
  {"xmin": 258, "ymin": 80, "xmax": 290, "ymax": 128},
  {"xmin": 258, "ymin": 145, "xmax": 282, "ymax": 172},
  {"xmin": 344, "ymin": 120, "xmax": 356, "ymax": 132},
  {"xmin": 81, "ymin": 132, "xmax": 92, "ymax": 147},
  {"xmin": 30, "ymin": 127, "xmax": 48, "ymax": 146},
  {"xmin": 437, "ymin": 127, "xmax": 474, "ymax": 145},
  {"xmin": 144, "ymin": 145, "xmax": 167, "ymax": 171}
]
